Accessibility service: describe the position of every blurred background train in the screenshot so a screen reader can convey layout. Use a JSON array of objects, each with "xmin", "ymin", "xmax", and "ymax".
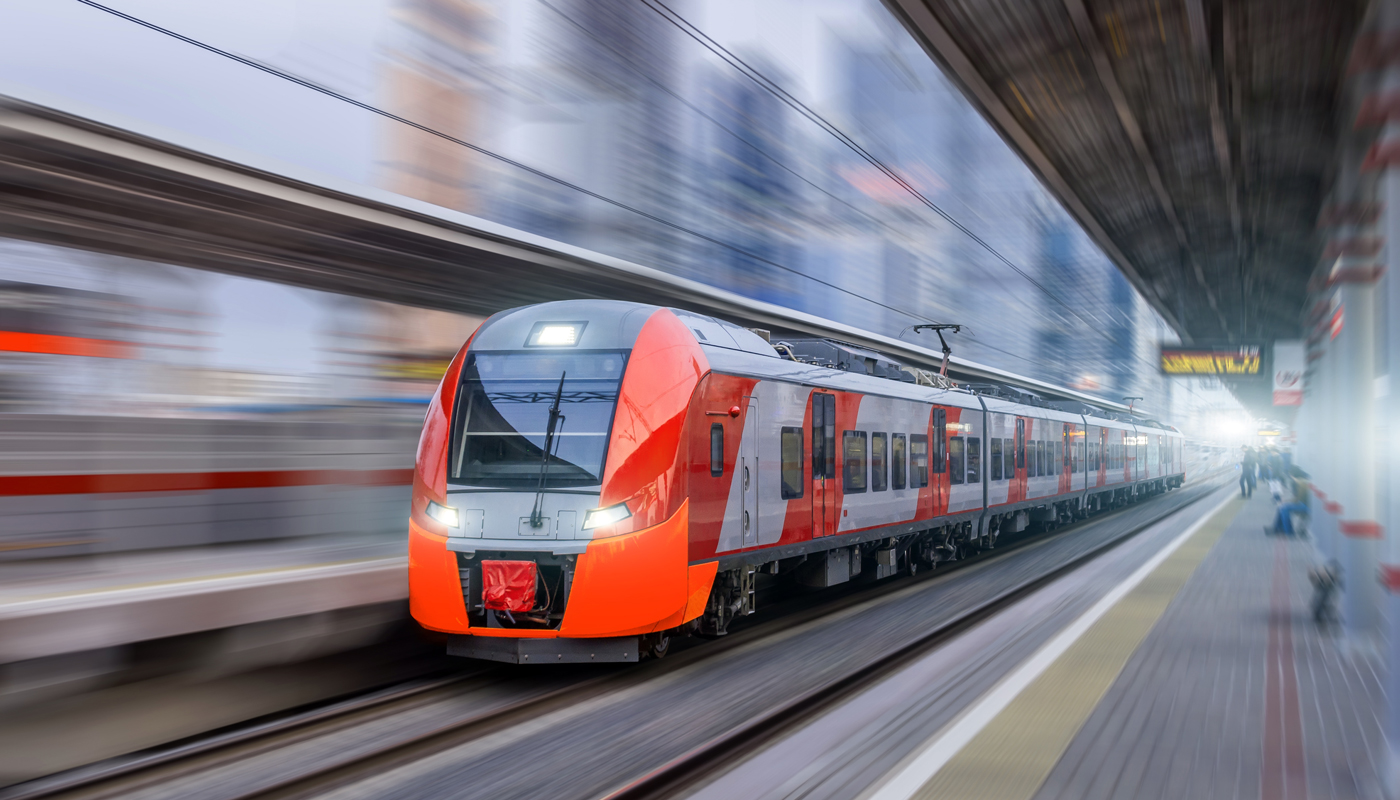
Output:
[{"xmin": 408, "ymin": 300, "xmax": 1190, "ymax": 663}]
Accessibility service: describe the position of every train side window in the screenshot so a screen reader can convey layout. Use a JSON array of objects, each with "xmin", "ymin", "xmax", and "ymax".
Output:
[
  {"xmin": 966, "ymin": 437, "xmax": 981, "ymax": 484},
  {"xmin": 843, "ymin": 431, "xmax": 868, "ymax": 493},
  {"xmin": 949, "ymin": 436, "xmax": 965, "ymax": 485},
  {"xmin": 932, "ymin": 409, "xmax": 947, "ymax": 472},
  {"xmin": 892, "ymin": 434, "xmax": 907, "ymax": 490},
  {"xmin": 780, "ymin": 427, "xmax": 803, "ymax": 499},
  {"xmin": 1015, "ymin": 419, "xmax": 1025, "ymax": 469},
  {"xmin": 871, "ymin": 433, "xmax": 888, "ymax": 492},
  {"xmin": 710, "ymin": 423, "xmax": 724, "ymax": 477},
  {"xmin": 811, "ymin": 395, "xmax": 824, "ymax": 479},
  {"xmin": 910, "ymin": 434, "xmax": 929, "ymax": 487},
  {"xmin": 1056, "ymin": 442, "xmax": 1063, "ymax": 472},
  {"xmin": 1037, "ymin": 440, "xmax": 1046, "ymax": 476},
  {"xmin": 990, "ymin": 438, "xmax": 1003, "ymax": 481}
]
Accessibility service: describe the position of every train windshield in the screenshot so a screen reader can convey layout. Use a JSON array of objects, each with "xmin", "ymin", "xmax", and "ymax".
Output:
[{"xmin": 448, "ymin": 351, "xmax": 626, "ymax": 489}]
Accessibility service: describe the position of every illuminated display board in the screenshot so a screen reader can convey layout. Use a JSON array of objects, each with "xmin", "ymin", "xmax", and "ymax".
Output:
[{"xmin": 1159, "ymin": 345, "xmax": 1263, "ymax": 376}]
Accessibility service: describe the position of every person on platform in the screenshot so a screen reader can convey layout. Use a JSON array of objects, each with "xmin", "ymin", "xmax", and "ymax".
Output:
[
  {"xmin": 1310, "ymin": 560, "xmax": 1342, "ymax": 625},
  {"xmin": 1239, "ymin": 447, "xmax": 1258, "ymax": 498}
]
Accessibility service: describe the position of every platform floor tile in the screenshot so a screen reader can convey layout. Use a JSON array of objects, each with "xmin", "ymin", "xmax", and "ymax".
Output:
[{"xmin": 1032, "ymin": 493, "xmax": 1384, "ymax": 800}]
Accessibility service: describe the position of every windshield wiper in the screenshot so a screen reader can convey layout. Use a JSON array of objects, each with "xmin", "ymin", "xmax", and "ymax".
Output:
[{"xmin": 529, "ymin": 371, "xmax": 567, "ymax": 528}]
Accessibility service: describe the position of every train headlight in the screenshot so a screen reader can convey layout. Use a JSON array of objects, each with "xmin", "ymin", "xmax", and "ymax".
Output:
[
  {"xmin": 527, "ymin": 321, "xmax": 587, "ymax": 347},
  {"xmin": 582, "ymin": 502, "xmax": 631, "ymax": 531},
  {"xmin": 426, "ymin": 500, "xmax": 460, "ymax": 528}
]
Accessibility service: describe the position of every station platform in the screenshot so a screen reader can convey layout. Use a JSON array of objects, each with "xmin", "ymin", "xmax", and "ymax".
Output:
[
  {"xmin": 1028, "ymin": 491, "xmax": 1382, "ymax": 800},
  {"xmin": 0, "ymin": 535, "xmax": 407, "ymax": 667},
  {"xmin": 888, "ymin": 489, "xmax": 1383, "ymax": 800}
]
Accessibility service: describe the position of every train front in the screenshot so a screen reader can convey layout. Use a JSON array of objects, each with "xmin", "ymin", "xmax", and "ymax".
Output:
[{"xmin": 407, "ymin": 300, "xmax": 713, "ymax": 663}]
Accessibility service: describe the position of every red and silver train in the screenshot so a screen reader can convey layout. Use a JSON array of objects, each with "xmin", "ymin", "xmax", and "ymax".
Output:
[{"xmin": 408, "ymin": 300, "xmax": 1185, "ymax": 663}]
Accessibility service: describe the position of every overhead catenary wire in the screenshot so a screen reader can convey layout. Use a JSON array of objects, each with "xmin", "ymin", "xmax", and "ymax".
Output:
[
  {"xmin": 637, "ymin": 0, "xmax": 1187, "ymax": 386},
  {"xmin": 535, "ymin": 0, "xmax": 907, "ymax": 240},
  {"xmin": 73, "ymin": 0, "xmax": 936, "ymax": 328},
  {"xmin": 74, "ymin": 0, "xmax": 1194, "ymax": 410}
]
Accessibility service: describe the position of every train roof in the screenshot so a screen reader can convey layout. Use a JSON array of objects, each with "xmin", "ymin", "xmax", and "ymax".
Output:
[{"xmin": 468, "ymin": 300, "xmax": 1179, "ymax": 431}]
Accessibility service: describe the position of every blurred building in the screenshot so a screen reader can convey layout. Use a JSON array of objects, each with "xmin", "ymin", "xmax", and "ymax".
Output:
[
  {"xmin": 701, "ymin": 58, "xmax": 801, "ymax": 308},
  {"xmin": 378, "ymin": 0, "xmax": 499, "ymax": 214},
  {"xmin": 498, "ymin": 0, "xmax": 688, "ymax": 271}
]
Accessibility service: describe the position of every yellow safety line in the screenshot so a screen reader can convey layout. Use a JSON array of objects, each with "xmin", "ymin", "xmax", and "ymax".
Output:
[
  {"xmin": 909, "ymin": 497, "xmax": 1243, "ymax": 800},
  {"xmin": 0, "ymin": 540, "xmax": 96, "ymax": 552}
]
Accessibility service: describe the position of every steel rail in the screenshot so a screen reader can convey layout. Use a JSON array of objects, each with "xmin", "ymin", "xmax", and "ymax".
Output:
[{"xmin": 0, "ymin": 672, "xmax": 489, "ymax": 800}]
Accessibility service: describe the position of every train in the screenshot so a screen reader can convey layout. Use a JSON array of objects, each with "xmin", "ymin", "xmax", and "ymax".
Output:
[{"xmin": 408, "ymin": 300, "xmax": 1185, "ymax": 663}]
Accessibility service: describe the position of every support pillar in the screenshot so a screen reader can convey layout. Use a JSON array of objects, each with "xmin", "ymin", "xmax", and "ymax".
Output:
[
  {"xmin": 1353, "ymin": 0, "xmax": 1400, "ymax": 791},
  {"xmin": 1336, "ymin": 278, "xmax": 1382, "ymax": 642},
  {"xmin": 1313, "ymin": 323, "xmax": 1340, "ymax": 565}
]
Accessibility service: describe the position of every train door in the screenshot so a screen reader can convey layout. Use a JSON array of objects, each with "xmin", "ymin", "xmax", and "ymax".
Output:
[
  {"xmin": 1098, "ymin": 427, "xmax": 1108, "ymax": 486},
  {"xmin": 1060, "ymin": 423, "xmax": 1071, "ymax": 494},
  {"xmin": 933, "ymin": 407, "xmax": 947, "ymax": 510},
  {"xmin": 1014, "ymin": 417, "xmax": 1026, "ymax": 500},
  {"xmin": 740, "ymin": 399, "xmax": 759, "ymax": 548},
  {"xmin": 810, "ymin": 392, "xmax": 837, "ymax": 537}
]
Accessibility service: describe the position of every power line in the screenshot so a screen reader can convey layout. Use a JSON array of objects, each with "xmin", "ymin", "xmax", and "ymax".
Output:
[
  {"xmin": 74, "ymin": 0, "xmax": 938, "ymax": 327},
  {"xmin": 76, "ymin": 0, "xmax": 1193, "ymax": 408},
  {"xmin": 641, "ymin": 0, "xmax": 1204, "ymax": 405},
  {"xmin": 536, "ymin": 0, "xmax": 904, "ymax": 239},
  {"xmin": 637, "ymin": 0, "xmax": 1152, "ymax": 356}
]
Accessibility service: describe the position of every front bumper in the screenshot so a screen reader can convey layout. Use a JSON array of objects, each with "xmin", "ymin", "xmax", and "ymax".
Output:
[
  {"xmin": 447, "ymin": 634, "xmax": 638, "ymax": 664},
  {"xmin": 410, "ymin": 499, "xmax": 705, "ymax": 640}
]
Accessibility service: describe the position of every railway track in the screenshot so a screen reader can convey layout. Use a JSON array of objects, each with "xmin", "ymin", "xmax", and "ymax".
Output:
[
  {"xmin": 3, "ymin": 476, "xmax": 1231, "ymax": 800},
  {"xmin": 606, "ymin": 477, "xmax": 1234, "ymax": 799}
]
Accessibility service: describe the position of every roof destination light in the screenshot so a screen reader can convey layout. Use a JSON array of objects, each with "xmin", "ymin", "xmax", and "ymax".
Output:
[{"xmin": 526, "ymin": 321, "xmax": 587, "ymax": 347}]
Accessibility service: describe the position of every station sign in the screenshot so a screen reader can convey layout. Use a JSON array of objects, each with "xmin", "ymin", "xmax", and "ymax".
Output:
[
  {"xmin": 1272, "ymin": 340, "xmax": 1303, "ymax": 406},
  {"xmin": 1159, "ymin": 344, "xmax": 1263, "ymax": 377}
]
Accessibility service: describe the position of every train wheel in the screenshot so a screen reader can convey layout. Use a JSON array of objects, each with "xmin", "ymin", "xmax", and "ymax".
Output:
[{"xmin": 645, "ymin": 632, "xmax": 671, "ymax": 660}]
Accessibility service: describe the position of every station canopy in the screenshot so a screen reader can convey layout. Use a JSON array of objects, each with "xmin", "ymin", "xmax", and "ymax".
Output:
[{"xmin": 889, "ymin": 0, "xmax": 1363, "ymax": 354}]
